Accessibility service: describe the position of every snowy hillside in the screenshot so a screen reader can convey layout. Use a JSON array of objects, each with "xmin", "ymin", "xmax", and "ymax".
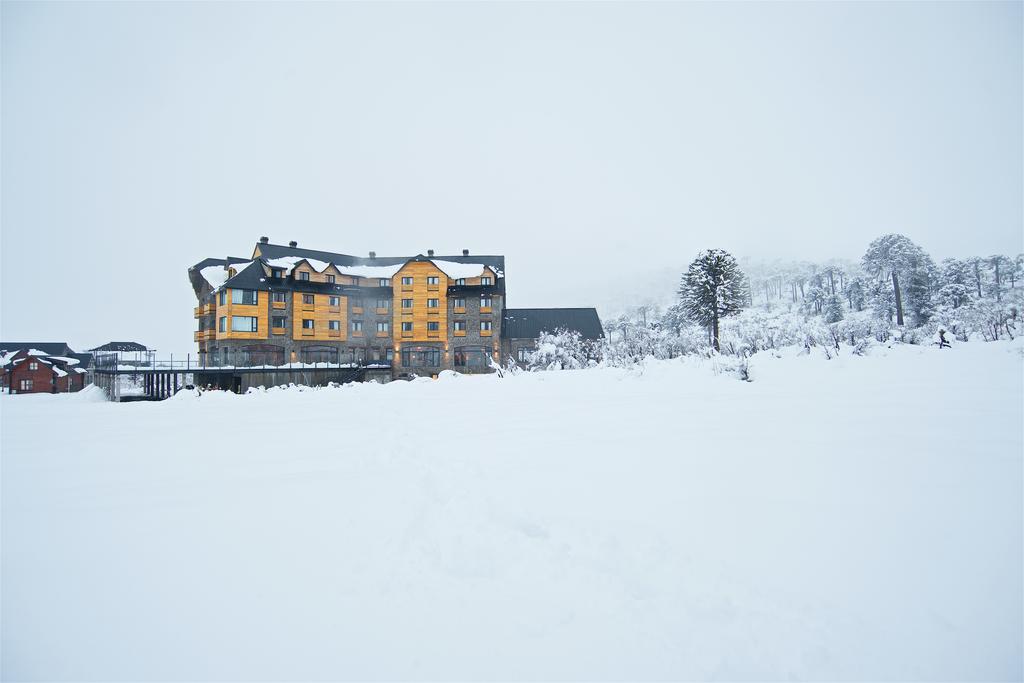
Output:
[{"xmin": 2, "ymin": 341, "xmax": 1022, "ymax": 681}]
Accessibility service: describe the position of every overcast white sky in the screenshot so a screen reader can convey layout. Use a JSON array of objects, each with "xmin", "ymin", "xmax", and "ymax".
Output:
[{"xmin": 2, "ymin": 1, "xmax": 1021, "ymax": 355}]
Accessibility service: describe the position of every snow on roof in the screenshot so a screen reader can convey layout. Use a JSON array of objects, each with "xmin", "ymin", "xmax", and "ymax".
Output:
[
  {"xmin": 430, "ymin": 260, "xmax": 496, "ymax": 280},
  {"xmin": 47, "ymin": 356, "xmax": 81, "ymax": 365},
  {"xmin": 265, "ymin": 257, "xmax": 405, "ymax": 279},
  {"xmin": 53, "ymin": 367, "xmax": 68, "ymax": 378},
  {"xmin": 28, "ymin": 349, "xmax": 51, "ymax": 357},
  {"xmin": 74, "ymin": 367, "xmax": 88, "ymax": 374},
  {"xmin": 200, "ymin": 265, "xmax": 230, "ymax": 289},
  {"xmin": 335, "ymin": 263, "xmax": 405, "ymax": 279}
]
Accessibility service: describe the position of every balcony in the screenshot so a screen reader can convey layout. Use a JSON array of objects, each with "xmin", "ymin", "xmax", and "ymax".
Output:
[
  {"xmin": 193, "ymin": 303, "xmax": 214, "ymax": 317},
  {"xmin": 375, "ymin": 307, "xmax": 389, "ymax": 315},
  {"xmin": 193, "ymin": 330, "xmax": 215, "ymax": 341}
]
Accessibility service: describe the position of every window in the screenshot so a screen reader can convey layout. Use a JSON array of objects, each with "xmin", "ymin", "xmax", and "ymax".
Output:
[
  {"xmin": 401, "ymin": 346, "xmax": 441, "ymax": 367},
  {"xmin": 351, "ymin": 320, "xmax": 363, "ymax": 332},
  {"xmin": 219, "ymin": 290, "xmax": 227, "ymax": 305},
  {"xmin": 379, "ymin": 278, "xmax": 390, "ymax": 287},
  {"xmin": 376, "ymin": 298, "xmax": 390, "ymax": 309},
  {"xmin": 219, "ymin": 316, "xmax": 227, "ymax": 332},
  {"xmin": 272, "ymin": 291, "xmax": 287, "ymax": 303},
  {"xmin": 303, "ymin": 294, "xmax": 314, "ymax": 305},
  {"xmin": 271, "ymin": 268, "xmax": 284, "ymax": 279},
  {"xmin": 385, "ymin": 348, "xmax": 394, "ymax": 362},
  {"xmin": 402, "ymin": 299, "xmax": 413, "ymax": 309},
  {"xmin": 19, "ymin": 379, "xmax": 33, "ymax": 391},
  {"xmin": 326, "ymin": 274, "xmax": 335, "ymax": 284},
  {"xmin": 329, "ymin": 320, "xmax": 341, "ymax": 331},
  {"xmin": 481, "ymin": 276, "xmax": 492, "ymax": 286},
  {"xmin": 454, "ymin": 346, "xmax": 490, "ymax": 367},
  {"xmin": 377, "ymin": 321, "xmax": 390, "ymax": 333},
  {"xmin": 427, "ymin": 276, "xmax": 439, "ymax": 285},
  {"xmin": 480, "ymin": 321, "xmax": 493, "ymax": 332},
  {"xmin": 302, "ymin": 319, "xmax": 315, "ymax": 329},
  {"xmin": 402, "ymin": 276, "xmax": 413, "ymax": 286},
  {"xmin": 517, "ymin": 347, "xmax": 530, "ymax": 362},
  {"xmin": 456, "ymin": 278, "xmax": 466, "ymax": 286},
  {"xmin": 329, "ymin": 295, "xmax": 340, "ymax": 307},
  {"xmin": 299, "ymin": 271, "xmax": 310, "ymax": 281},
  {"xmin": 427, "ymin": 298, "xmax": 439, "ymax": 308},
  {"xmin": 272, "ymin": 316, "xmax": 287, "ymax": 329},
  {"xmin": 302, "ymin": 346, "xmax": 338, "ymax": 364},
  {"xmin": 401, "ymin": 321, "xmax": 413, "ymax": 332},
  {"xmin": 427, "ymin": 321, "xmax": 439, "ymax": 332},
  {"xmin": 231, "ymin": 316, "xmax": 258, "ymax": 332},
  {"xmin": 453, "ymin": 321, "xmax": 466, "ymax": 331},
  {"xmin": 453, "ymin": 298, "xmax": 466, "ymax": 308},
  {"xmin": 232, "ymin": 289, "xmax": 258, "ymax": 305},
  {"xmin": 481, "ymin": 296, "xmax": 492, "ymax": 308},
  {"xmin": 351, "ymin": 298, "xmax": 363, "ymax": 308},
  {"xmin": 28, "ymin": 361, "xmax": 38, "ymax": 371}
]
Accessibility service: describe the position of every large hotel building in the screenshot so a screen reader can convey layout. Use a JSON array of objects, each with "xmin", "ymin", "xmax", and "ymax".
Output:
[{"xmin": 189, "ymin": 238, "xmax": 602, "ymax": 381}]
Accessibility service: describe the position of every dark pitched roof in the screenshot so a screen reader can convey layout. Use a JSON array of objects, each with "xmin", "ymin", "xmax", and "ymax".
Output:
[
  {"xmin": 255, "ymin": 242, "xmax": 506, "ymax": 276},
  {"xmin": 502, "ymin": 308, "xmax": 604, "ymax": 340},
  {"xmin": 86, "ymin": 342, "xmax": 150, "ymax": 352},
  {"xmin": 0, "ymin": 342, "xmax": 72, "ymax": 356}
]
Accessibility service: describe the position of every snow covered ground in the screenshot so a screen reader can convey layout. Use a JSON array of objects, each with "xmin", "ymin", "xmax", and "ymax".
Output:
[{"xmin": 2, "ymin": 341, "xmax": 1022, "ymax": 681}]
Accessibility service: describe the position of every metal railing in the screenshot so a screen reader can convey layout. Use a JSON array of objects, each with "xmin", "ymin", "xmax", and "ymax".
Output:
[{"xmin": 93, "ymin": 352, "xmax": 392, "ymax": 372}]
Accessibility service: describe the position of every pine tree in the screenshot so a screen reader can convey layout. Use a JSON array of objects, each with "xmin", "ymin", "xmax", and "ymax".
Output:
[
  {"xmin": 679, "ymin": 249, "xmax": 748, "ymax": 351},
  {"xmin": 824, "ymin": 294, "xmax": 844, "ymax": 323},
  {"xmin": 862, "ymin": 234, "xmax": 933, "ymax": 326}
]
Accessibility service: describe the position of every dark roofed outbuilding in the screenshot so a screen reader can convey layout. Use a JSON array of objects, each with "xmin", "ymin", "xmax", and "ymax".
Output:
[
  {"xmin": 0, "ymin": 342, "xmax": 73, "ymax": 356},
  {"xmin": 502, "ymin": 308, "xmax": 604, "ymax": 340},
  {"xmin": 86, "ymin": 342, "xmax": 151, "ymax": 353}
]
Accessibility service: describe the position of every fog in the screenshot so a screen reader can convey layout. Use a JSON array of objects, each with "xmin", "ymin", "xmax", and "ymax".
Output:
[{"xmin": 2, "ymin": 1, "xmax": 1021, "ymax": 355}]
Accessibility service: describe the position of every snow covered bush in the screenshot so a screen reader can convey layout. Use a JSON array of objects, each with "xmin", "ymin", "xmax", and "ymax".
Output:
[{"xmin": 522, "ymin": 329, "xmax": 600, "ymax": 371}]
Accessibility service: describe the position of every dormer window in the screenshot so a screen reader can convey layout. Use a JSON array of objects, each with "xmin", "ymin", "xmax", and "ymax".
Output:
[
  {"xmin": 379, "ymin": 278, "xmax": 390, "ymax": 287},
  {"xmin": 271, "ymin": 268, "xmax": 284, "ymax": 278},
  {"xmin": 456, "ymin": 278, "xmax": 466, "ymax": 285},
  {"xmin": 299, "ymin": 271, "xmax": 310, "ymax": 281},
  {"xmin": 481, "ymin": 276, "xmax": 492, "ymax": 286},
  {"xmin": 326, "ymin": 274, "xmax": 335, "ymax": 284}
]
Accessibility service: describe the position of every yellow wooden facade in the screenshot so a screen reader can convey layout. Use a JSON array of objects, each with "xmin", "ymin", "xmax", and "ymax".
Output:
[{"xmin": 393, "ymin": 261, "xmax": 449, "ymax": 345}]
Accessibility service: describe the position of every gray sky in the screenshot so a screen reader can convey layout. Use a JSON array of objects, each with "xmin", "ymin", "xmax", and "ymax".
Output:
[{"xmin": 2, "ymin": 1, "xmax": 1021, "ymax": 355}]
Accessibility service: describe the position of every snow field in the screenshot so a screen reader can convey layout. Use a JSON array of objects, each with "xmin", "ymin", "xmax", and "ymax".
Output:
[{"xmin": 2, "ymin": 341, "xmax": 1021, "ymax": 680}]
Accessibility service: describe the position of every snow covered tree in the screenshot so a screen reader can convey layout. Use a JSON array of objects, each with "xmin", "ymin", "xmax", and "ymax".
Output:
[
  {"xmin": 824, "ymin": 294, "xmax": 844, "ymax": 323},
  {"xmin": 523, "ymin": 329, "xmax": 597, "ymax": 371},
  {"xmin": 846, "ymin": 277, "xmax": 866, "ymax": 311},
  {"xmin": 679, "ymin": 249, "xmax": 748, "ymax": 352},
  {"xmin": 862, "ymin": 234, "xmax": 933, "ymax": 327},
  {"xmin": 988, "ymin": 254, "xmax": 1012, "ymax": 302}
]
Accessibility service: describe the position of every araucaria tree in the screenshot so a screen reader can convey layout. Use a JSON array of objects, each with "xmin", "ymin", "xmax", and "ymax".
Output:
[
  {"xmin": 862, "ymin": 234, "xmax": 933, "ymax": 326},
  {"xmin": 679, "ymin": 249, "xmax": 748, "ymax": 351}
]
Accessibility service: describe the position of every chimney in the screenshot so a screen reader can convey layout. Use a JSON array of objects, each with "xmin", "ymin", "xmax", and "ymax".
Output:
[
  {"xmin": 369, "ymin": 251, "xmax": 376, "ymax": 259},
  {"xmin": 462, "ymin": 249, "xmax": 469, "ymax": 256},
  {"xmin": 427, "ymin": 249, "xmax": 435, "ymax": 257},
  {"xmin": 288, "ymin": 240, "xmax": 297, "ymax": 248},
  {"xmin": 259, "ymin": 236, "xmax": 269, "ymax": 244},
  {"xmin": 224, "ymin": 258, "xmax": 231, "ymax": 271}
]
